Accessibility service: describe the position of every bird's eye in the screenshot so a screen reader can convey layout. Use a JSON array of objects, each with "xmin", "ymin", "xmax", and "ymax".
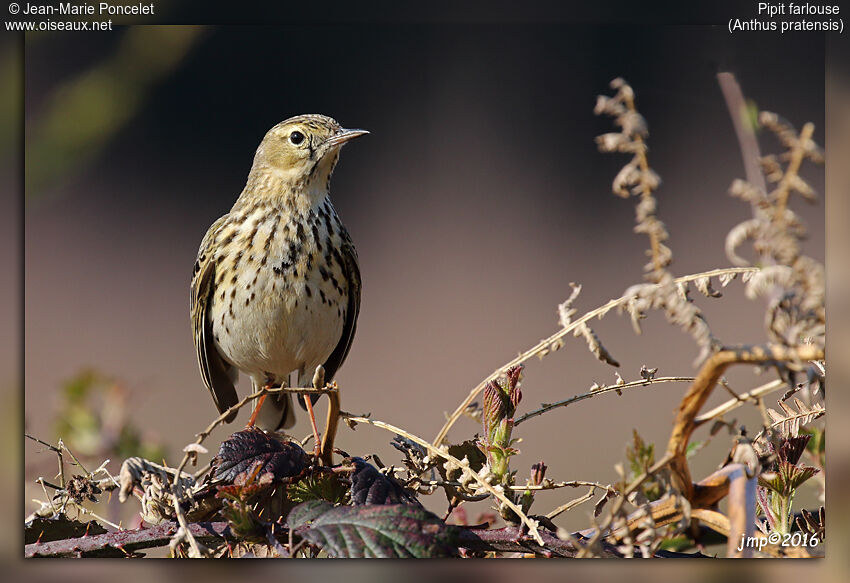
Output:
[{"xmin": 289, "ymin": 131, "xmax": 305, "ymax": 145}]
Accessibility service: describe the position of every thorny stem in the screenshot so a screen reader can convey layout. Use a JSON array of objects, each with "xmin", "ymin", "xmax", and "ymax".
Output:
[
  {"xmin": 433, "ymin": 267, "xmax": 758, "ymax": 446},
  {"xmin": 26, "ymin": 521, "xmax": 235, "ymax": 558},
  {"xmin": 415, "ymin": 478, "xmax": 615, "ymax": 494},
  {"xmin": 25, "ymin": 518, "xmax": 680, "ymax": 559},
  {"xmin": 515, "ymin": 376, "xmax": 695, "ymax": 426}
]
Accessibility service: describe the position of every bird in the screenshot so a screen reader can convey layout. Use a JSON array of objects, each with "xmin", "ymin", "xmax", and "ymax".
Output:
[{"xmin": 190, "ymin": 114, "xmax": 366, "ymax": 443}]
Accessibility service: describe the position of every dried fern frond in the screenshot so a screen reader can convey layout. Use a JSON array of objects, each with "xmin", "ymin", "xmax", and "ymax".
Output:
[
  {"xmin": 725, "ymin": 111, "xmax": 825, "ymax": 349},
  {"xmin": 761, "ymin": 399, "xmax": 825, "ymax": 439},
  {"xmin": 595, "ymin": 78, "xmax": 670, "ymax": 281},
  {"xmin": 574, "ymin": 323, "xmax": 620, "ymax": 367}
]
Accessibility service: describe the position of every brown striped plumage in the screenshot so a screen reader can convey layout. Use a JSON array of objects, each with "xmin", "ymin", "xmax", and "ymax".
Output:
[{"xmin": 190, "ymin": 115, "xmax": 365, "ymax": 430}]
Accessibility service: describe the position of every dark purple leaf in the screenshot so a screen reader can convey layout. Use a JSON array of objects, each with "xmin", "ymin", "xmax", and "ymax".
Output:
[
  {"xmin": 348, "ymin": 458, "xmax": 421, "ymax": 506},
  {"xmin": 777, "ymin": 435, "xmax": 810, "ymax": 465},
  {"xmin": 212, "ymin": 427, "xmax": 307, "ymax": 483},
  {"xmin": 482, "ymin": 380, "xmax": 507, "ymax": 443}
]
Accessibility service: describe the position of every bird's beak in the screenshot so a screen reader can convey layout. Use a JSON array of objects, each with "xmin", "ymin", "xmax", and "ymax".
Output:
[{"xmin": 324, "ymin": 128, "xmax": 370, "ymax": 148}]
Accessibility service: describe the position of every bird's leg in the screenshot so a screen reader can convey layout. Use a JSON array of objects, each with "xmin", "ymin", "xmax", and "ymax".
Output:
[
  {"xmin": 303, "ymin": 395, "xmax": 322, "ymax": 460},
  {"xmin": 311, "ymin": 365, "xmax": 338, "ymax": 466},
  {"xmin": 247, "ymin": 377, "xmax": 274, "ymax": 428}
]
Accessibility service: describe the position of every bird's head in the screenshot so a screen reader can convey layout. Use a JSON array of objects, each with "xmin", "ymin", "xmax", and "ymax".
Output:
[{"xmin": 249, "ymin": 114, "xmax": 368, "ymax": 207}]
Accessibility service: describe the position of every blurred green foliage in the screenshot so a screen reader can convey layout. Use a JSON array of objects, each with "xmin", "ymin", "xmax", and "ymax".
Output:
[
  {"xmin": 25, "ymin": 26, "xmax": 207, "ymax": 201},
  {"xmin": 625, "ymin": 429, "xmax": 663, "ymax": 502},
  {"xmin": 53, "ymin": 368, "xmax": 166, "ymax": 463}
]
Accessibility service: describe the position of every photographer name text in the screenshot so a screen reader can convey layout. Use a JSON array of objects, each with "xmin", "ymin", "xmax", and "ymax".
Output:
[{"xmin": 18, "ymin": 2, "xmax": 154, "ymax": 16}]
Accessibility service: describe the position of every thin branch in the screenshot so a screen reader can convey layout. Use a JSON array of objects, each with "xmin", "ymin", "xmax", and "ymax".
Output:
[
  {"xmin": 693, "ymin": 379, "xmax": 784, "ymax": 426},
  {"xmin": 434, "ymin": 267, "xmax": 758, "ymax": 446},
  {"xmin": 416, "ymin": 478, "xmax": 615, "ymax": 494},
  {"xmin": 58, "ymin": 439, "xmax": 91, "ymax": 476},
  {"xmin": 515, "ymin": 376, "xmax": 694, "ymax": 426},
  {"xmin": 546, "ymin": 487, "xmax": 599, "ymax": 519},
  {"xmin": 26, "ymin": 434, "xmax": 66, "ymax": 489}
]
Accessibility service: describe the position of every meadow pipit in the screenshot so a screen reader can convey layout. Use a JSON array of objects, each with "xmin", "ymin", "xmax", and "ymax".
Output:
[{"xmin": 190, "ymin": 114, "xmax": 365, "ymax": 439}]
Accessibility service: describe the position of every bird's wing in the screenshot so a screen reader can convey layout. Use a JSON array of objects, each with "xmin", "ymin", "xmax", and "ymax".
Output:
[
  {"xmin": 321, "ymin": 234, "xmax": 361, "ymax": 382},
  {"xmin": 191, "ymin": 215, "xmax": 239, "ymax": 421}
]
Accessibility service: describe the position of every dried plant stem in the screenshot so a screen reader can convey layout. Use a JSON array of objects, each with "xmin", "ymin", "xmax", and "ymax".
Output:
[
  {"xmin": 717, "ymin": 72, "xmax": 767, "ymax": 195},
  {"xmin": 417, "ymin": 478, "xmax": 615, "ymax": 494},
  {"xmin": 666, "ymin": 343, "xmax": 824, "ymax": 499},
  {"xmin": 546, "ymin": 487, "xmax": 599, "ymax": 519},
  {"xmin": 434, "ymin": 267, "xmax": 758, "ymax": 446},
  {"xmin": 515, "ymin": 376, "xmax": 694, "ymax": 426},
  {"xmin": 342, "ymin": 414, "xmax": 545, "ymax": 545},
  {"xmin": 693, "ymin": 378, "xmax": 784, "ymax": 426},
  {"xmin": 26, "ymin": 434, "xmax": 66, "ymax": 489},
  {"xmin": 66, "ymin": 501, "xmax": 123, "ymax": 531}
]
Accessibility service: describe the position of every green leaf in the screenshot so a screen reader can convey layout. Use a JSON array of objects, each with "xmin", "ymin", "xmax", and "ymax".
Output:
[
  {"xmin": 758, "ymin": 461, "xmax": 820, "ymax": 495},
  {"xmin": 286, "ymin": 500, "xmax": 333, "ymax": 530},
  {"xmin": 288, "ymin": 473, "xmax": 348, "ymax": 506},
  {"xmin": 293, "ymin": 503, "xmax": 460, "ymax": 558}
]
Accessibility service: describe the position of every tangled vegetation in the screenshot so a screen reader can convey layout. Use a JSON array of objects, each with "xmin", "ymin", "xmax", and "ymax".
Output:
[{"xmin": 25, "ymin": 74, "xmax": 825, "ymax": 558}]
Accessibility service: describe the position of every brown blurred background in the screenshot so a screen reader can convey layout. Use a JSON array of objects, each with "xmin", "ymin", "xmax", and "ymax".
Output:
[{"xmin": 20, "ymin": 23, "xmax": 825, "ymax": 551}]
